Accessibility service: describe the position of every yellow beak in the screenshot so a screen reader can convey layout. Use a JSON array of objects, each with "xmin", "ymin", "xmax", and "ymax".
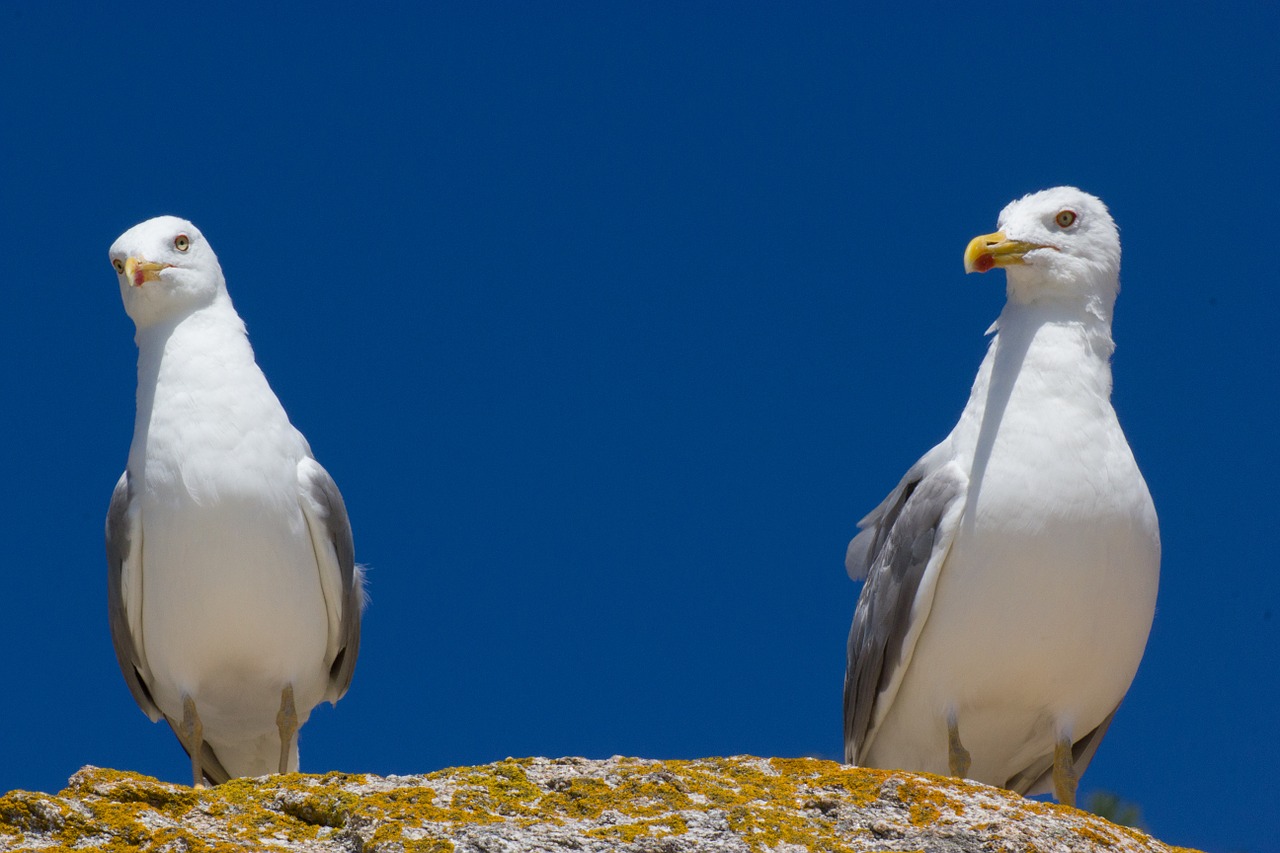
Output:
[
  {"xmin": 963, "ymin": 231, "xmax": 1046, "ymax": 274},
  {"xmin": 122, "ymin": 257, "xmax": 170, "ymax": 287}
]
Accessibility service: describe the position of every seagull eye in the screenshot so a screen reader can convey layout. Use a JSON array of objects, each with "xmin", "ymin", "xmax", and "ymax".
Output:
[
  {"xmin": 174, "ymin": 234, "xmax": 190, "ymax": 252},
  {"xmin": 112, "ymin": 258, "xmax": 125, "ymax": 274},
  {"xmin": 1055, "ymin": 210, "xmax": 1077, "ymax": 228}
]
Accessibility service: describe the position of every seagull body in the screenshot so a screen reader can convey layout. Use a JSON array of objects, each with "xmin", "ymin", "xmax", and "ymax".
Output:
[
  {"xmin": 106, "ymin": 216, "xmax": 362, "ymax": 784},
  {"xmin": 843, "ymin": 188, "xmax": 1159, "ymax": 804}
]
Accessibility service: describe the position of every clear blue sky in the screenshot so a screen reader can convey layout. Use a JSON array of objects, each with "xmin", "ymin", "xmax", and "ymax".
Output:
[{"xmin": 2, "ymin": 4, "xmax": 1276, "ymax": 851}]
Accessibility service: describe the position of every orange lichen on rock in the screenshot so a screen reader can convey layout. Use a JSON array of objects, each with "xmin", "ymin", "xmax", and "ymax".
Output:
[{"xmin": 0, "ymin": 758, "xmax": 1201, "ymax": 853}]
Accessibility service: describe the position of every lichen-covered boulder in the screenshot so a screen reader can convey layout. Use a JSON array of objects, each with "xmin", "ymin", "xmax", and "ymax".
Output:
[{"xmin": 0, "ymin": 755, "xmax": 1199, "ymax": 852}]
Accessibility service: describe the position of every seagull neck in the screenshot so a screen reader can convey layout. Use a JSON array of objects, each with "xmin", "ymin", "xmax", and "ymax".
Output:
[
  {"xmin": 965, "ymin": 298, "xmax": 1117, "ymax": 438},
  {"xmin": 1005, "ymin": 271, "xmax": 1117, "ymax": 327},
  {"xmin": 134, "ymin": 297, "xmax": 248, "ymax": 358},
  {"xmin": 132, "ymin": 299, "xmax": 258, "ymax": 423},
  {"xmin": 992, "ymin": 298, "xmax": 1116, "ymax": 363},
  {"xmin": 957, "ymin": 298, "xmax": 1120, "ymax": 509}
]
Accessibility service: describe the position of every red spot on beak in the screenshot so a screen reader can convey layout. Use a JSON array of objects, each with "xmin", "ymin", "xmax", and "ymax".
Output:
[
  {"xmin": 973, "ymin": 254, "xmax": 995, "ymax": 273},
  {"xmin": 132, "ymin": 270, "xmax": 147, "ymax": 287}
]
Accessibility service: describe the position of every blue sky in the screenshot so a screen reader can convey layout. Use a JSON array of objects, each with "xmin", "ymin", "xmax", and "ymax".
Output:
[{"xmin": 2, "ymin": 4, "xmax": 1277, "ymax": 851}]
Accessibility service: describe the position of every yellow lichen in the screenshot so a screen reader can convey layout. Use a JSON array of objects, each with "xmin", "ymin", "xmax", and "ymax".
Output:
[
  {"xmin": 0, "ymin": 760, "xmax": 1203, "ymax": 853},
  {"xmin": 896, "ymin": 777, "xmax": 961, "ymax": 828},
  {"xmin": 538, "ymin": 776, "xmax": 612, "ymax": 819},
  {"xmin": 399, "ymin": 840, "xmax": 455, "ymax": 853},
  {"xmin": 0, "ymin": 791, "xmax": 71, "ymax": 835},
  {"xmin": 585, "ymin": 822, "xmax": 649, "ymax": 843},
  {"xmin": 1075, "ymin": 823, "xmax": 1119, "ymax": 847}
]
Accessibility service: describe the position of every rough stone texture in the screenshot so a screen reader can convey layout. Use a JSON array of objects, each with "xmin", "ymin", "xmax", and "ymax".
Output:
[{"xmin": 0, "ymin": 755, "xmax": 1199, "ymax": 852}]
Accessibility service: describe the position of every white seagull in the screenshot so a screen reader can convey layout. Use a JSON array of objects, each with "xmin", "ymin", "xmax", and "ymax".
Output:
[
  {"xmin": 106, "ymin": 216, "xmax": 364, "ymax": 786},
  {"xmin": 842, "ymin": 187, "xmax": 1159, "ymax": 806}
]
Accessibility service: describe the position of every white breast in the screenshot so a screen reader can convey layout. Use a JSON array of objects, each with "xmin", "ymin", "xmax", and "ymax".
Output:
[
  {"xmin": 865, "ymin": 315, "xmax": 1160, "ymax": 785},
  {"xmin": 130, "ymin": 308, "xmax": 331, "ymax": 748}
]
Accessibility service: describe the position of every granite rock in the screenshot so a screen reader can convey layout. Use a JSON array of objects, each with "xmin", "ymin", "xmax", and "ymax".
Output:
[{"xmin": 0, "ymin": 755, "xmax": 1199, "ymax": 852}]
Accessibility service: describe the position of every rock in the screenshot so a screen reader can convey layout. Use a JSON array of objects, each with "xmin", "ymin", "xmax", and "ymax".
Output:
[{"xmin": 0, "ymin": 755, "xmax": 1199, "ymax": 852}]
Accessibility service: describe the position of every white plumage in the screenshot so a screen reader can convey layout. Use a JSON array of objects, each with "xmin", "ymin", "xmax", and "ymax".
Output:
[
  {"xmin": 843, "ymin": 187, "xmax": 1159, "ymax": 804},
  {"xmin": 106, "ymin": 216, "xmax": 363, "ymax": 785}
]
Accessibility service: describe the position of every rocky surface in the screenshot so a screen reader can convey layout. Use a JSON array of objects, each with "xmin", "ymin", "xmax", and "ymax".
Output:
[{"xmin": 0, "ymin": 755, "xmax": 1198, "ymax": 852}]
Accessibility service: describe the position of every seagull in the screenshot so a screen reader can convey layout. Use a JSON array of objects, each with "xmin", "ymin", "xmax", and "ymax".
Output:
[
  {"xmin": 842, "ymin": 187, "xmax": 1159, "ymax": 806},
  {"xmin": 106, "ymin": 216, "xmax": 363, "ymax": 786}
]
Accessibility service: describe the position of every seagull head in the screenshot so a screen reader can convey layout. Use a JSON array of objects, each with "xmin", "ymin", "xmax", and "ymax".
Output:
[
  {"xmin": 109, "ymin": 216, "xmax": 226, "ymax": 328},
  {"xmin": 963, "ymin": 187, "xmax": 1121, "ymax": 318}
]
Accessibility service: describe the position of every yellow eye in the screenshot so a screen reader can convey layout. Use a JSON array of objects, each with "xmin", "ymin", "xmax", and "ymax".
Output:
[
  {"xmin": 112, "ymin": 258, "xmax": 125, "ymax": 274},
  {"xmin": 1055, "ymin": 210, "xmax": 1077, "ymax": 228},
  {"xmin": 174, "ymin": 234, "xmax": 190, "ymax": 252}
]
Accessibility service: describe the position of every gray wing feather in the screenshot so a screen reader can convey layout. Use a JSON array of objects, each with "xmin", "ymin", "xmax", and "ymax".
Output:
[
  {"xmin": 1008, "ymin": 705, "xmax": 1121, "ymax": 796},
  {"xmin": 843, "ymin": 469, "xmax": 964, "ymax": 763},
  {"xmin": 105, "ymin": 472, "xmax": 162, "ymax": 721},
  {"xmin": 845, "ymin": 458, "xmax": 932, "ymax": 581},
  {"xmin": 302, "ymin": 462, "xmax": 364, "ymax": 702},
  {"xmin": 159, "ymin": 719, "xmax": 233, "ymax": 786}
]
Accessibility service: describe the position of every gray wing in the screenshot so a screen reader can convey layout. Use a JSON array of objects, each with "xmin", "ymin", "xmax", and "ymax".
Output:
[
  {"xmin": 843, "ymin": 467, "xmax": 964, "ymax": 764},
  {"xmin": 845, "ymin": 459, "xmax": 930, "ymax": 582},
  {"xmin": 298, "ymin": 457, "xmax": 364, "ymax": 703},
  {"xmin": 105, "ymin": 472, "xmax": 162, "ymax": 721},
  {"xmin": 162, "ymin": 719, "xmax": 233, "ymax": 786},
  {"xmin": 1007, "ymin": 705, "xmax": 1120, "ymax": 796}
]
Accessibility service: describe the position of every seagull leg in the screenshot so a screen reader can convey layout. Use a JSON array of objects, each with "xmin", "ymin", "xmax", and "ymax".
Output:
[
  {"xmin": 179, "ymin": 695, "xmax": 206, "ymax": 789},
  {"xmin": 1053, "ymin": 734, "xmax": 1078, "ymax": 807},
  {"xmin": 946, "ymin": 712, "xmax": 971, "ymax": 779},
  {"xmin": 276, "ymin": 683, "xmax": 298, "ymax": 775}
]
